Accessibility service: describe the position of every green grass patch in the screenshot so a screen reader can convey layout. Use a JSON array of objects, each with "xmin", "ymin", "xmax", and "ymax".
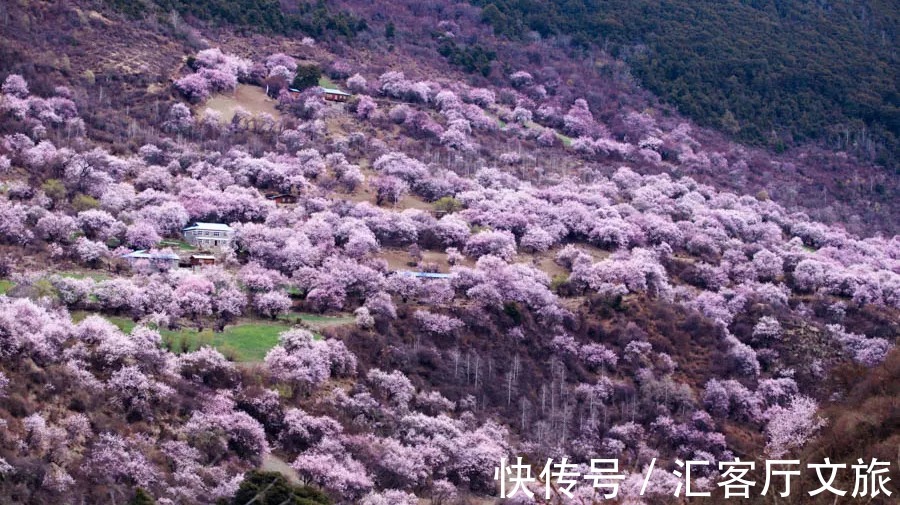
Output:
[
  {"xmin": 158, "ymin": 239, "xmax": 196, "ymax": 251},
  {"xmin": 71, "ymin": 310, "xmax": 137, "ymax": 333},
  {"xmin": 555, "ymin": 132, "xmax": 573, "ymax": 147},
  {"xmin": 278, "ymin": 311, "xmax": 354, "ymax": 327},
  {"xmin": 0, "ymin": 279, "xmax": 16, "ymax": 295},
  {"xmin": 318, "ymin": 75, "xmax": 337, "ymax": 89},
  {"xmin": 0, "ymin": 280, "xmax": 15, "ymax": 295},
  {"xmin": 70, "ymin": 311, "xmax": 294, "ymax": 362},
  {"xmin": 161, "ymin": 322, "xmax": 287, "ymax": 362}
]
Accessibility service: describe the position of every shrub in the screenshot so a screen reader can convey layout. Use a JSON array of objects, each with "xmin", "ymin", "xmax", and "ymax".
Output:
[
  {"xmin": 433, "ymin": 196, "xmax": 462, "ymax": 214},
  {"xmin": 292, "ymin": 63, "xmax": 322, "ymax": 90}
]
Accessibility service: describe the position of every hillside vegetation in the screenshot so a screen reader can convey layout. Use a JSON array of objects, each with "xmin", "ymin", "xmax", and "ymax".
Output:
[
  {"xmin": 0, "ymin": 0, "xmax": 896, "ymax": 504},
  {"xmin": 477, "ymin": 0, "xmax": 899, "ymax": 161},
  {"xmin": 105, "ymin": 0, "xmax": 367, "ymax": 38}
]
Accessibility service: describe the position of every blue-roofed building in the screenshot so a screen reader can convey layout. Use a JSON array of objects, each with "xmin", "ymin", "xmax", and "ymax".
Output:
[
  {"xmin": 396, "ymin": 270, "xmax": 454, "ymax": 280},
  {"xmin": 121, "ymin": 250, "xmax": 180, "ymax": 270}
]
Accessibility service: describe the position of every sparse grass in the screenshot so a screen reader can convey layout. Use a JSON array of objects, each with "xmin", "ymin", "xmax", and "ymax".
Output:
[
  {"xmin": 378, "ymin": 247, "xmax": 475, "ymax": 272},
  {"xmin": 56, "ymin": 270, "xmax": 110, "ymax": 281},
  {"xmin": 0, "ymin": 280, "xmax": 15, "ymax": 295},
  {"xmin": 555, "ymin": 132, "xmax": 573, "ymax": 146},
  {"xmin": 203, "ymin": 84, "xmax": 279, "ymax": 122}
]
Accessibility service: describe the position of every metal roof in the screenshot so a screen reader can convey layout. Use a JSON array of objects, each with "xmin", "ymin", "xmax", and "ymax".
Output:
[
  {"xmin": 397, "ymin": 271, "xmax": 454, "ymax": 279},
  {"xmin": 320, "ymin": 87, "xmax": 352, "ymax": 96},
  {"xmin": 121, "ymin": 250, "xmax": 180, "ymax": 260},
  {"xmin": 182, "ymin": 222, "xmax": 233, "ymax": 232}
]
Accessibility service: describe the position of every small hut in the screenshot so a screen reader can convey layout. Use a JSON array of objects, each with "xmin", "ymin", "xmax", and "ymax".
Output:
[
  {"xmin": 121, "ymin": 250, "xmax": 180, "ymax": 270},
  {"xmin": 321, "ymin": 87, "xmax": 352, "ymax": 102},
  {"xmin": 189, "ymin": 254, "xmax": 217, "ymax": 267},
  {"xmin": 266, "ymin": 193, "xmax": 298, "ymax": 205}
]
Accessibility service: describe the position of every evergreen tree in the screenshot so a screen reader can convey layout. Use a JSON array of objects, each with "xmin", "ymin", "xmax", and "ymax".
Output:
[
  {"xmin": 128, "ymin": 489, "xmax": 156, "ymax": 505},
  {"xmin": 292, "ymin": 63, "xmax": 322, "ymax": 91},
  {"xmin": 231, "ymin": 471, "xmax": 331, "ymax": 505}
]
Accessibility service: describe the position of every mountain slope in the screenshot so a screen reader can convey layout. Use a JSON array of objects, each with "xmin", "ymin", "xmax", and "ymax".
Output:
[
  {"xmin": 0, "ymin": 1, "xmax": 897, "ymax": 504},
  {"xmin": 476, "ymin": 0, "xmax": 899, "ymax": 163}
]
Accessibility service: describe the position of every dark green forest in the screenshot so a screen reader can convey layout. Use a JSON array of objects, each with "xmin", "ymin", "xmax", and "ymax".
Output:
[
  {"xmin": 476, "ymin": 0, "xmax": 898, "ymax": 159},
  {"xmin": 104, "ymin": 0, "xmax": 367, "ymax": 39},
  {"xmin": 437, "ymin": 37, "xmax": 497, "ymax": 77}
]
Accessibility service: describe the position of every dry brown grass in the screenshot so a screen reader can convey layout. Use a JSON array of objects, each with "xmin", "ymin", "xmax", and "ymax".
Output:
[
  {"xmin": 376, "ymin": 242, "xmax": 611, "ymax": 278},
  {"xmin": 331, "ymin": 167, "xmax": 434, "ymax": 211},
  {"xmin": 202, "ymin": 84, "xmax": 280, "ymax": 122}
]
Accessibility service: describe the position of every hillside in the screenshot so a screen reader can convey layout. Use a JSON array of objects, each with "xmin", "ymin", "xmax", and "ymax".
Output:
[
  {"xmin": 476, "ymin": 0, "xmax": 899, "ymax": 163},
  {"xmin": 0, "ymin": 1, "xmax": 897, "ymax": 504},
  {"xmin": 4, "ymin": 0, "xmax": 894, "ymax": 236}
]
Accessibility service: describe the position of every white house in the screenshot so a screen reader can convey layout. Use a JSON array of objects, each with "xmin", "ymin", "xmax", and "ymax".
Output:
[{"xmin": 182, "ymin": 222, "xmax": 234, "ymax": 251}]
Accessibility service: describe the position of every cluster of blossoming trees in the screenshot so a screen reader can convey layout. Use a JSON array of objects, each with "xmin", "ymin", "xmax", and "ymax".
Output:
[
  {"xmin": 0, "ymin": 52, "xmax": 897, "ymax": 504},
  {"xmin": 0, "ymin": 293, "xmax": 510, "ymax": 503}
]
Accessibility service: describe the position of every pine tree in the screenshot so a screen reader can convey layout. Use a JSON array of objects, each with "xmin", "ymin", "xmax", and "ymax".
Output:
[{"xmin": 128, "ymin": 488, "xmax": 156, "ymax": 505}]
